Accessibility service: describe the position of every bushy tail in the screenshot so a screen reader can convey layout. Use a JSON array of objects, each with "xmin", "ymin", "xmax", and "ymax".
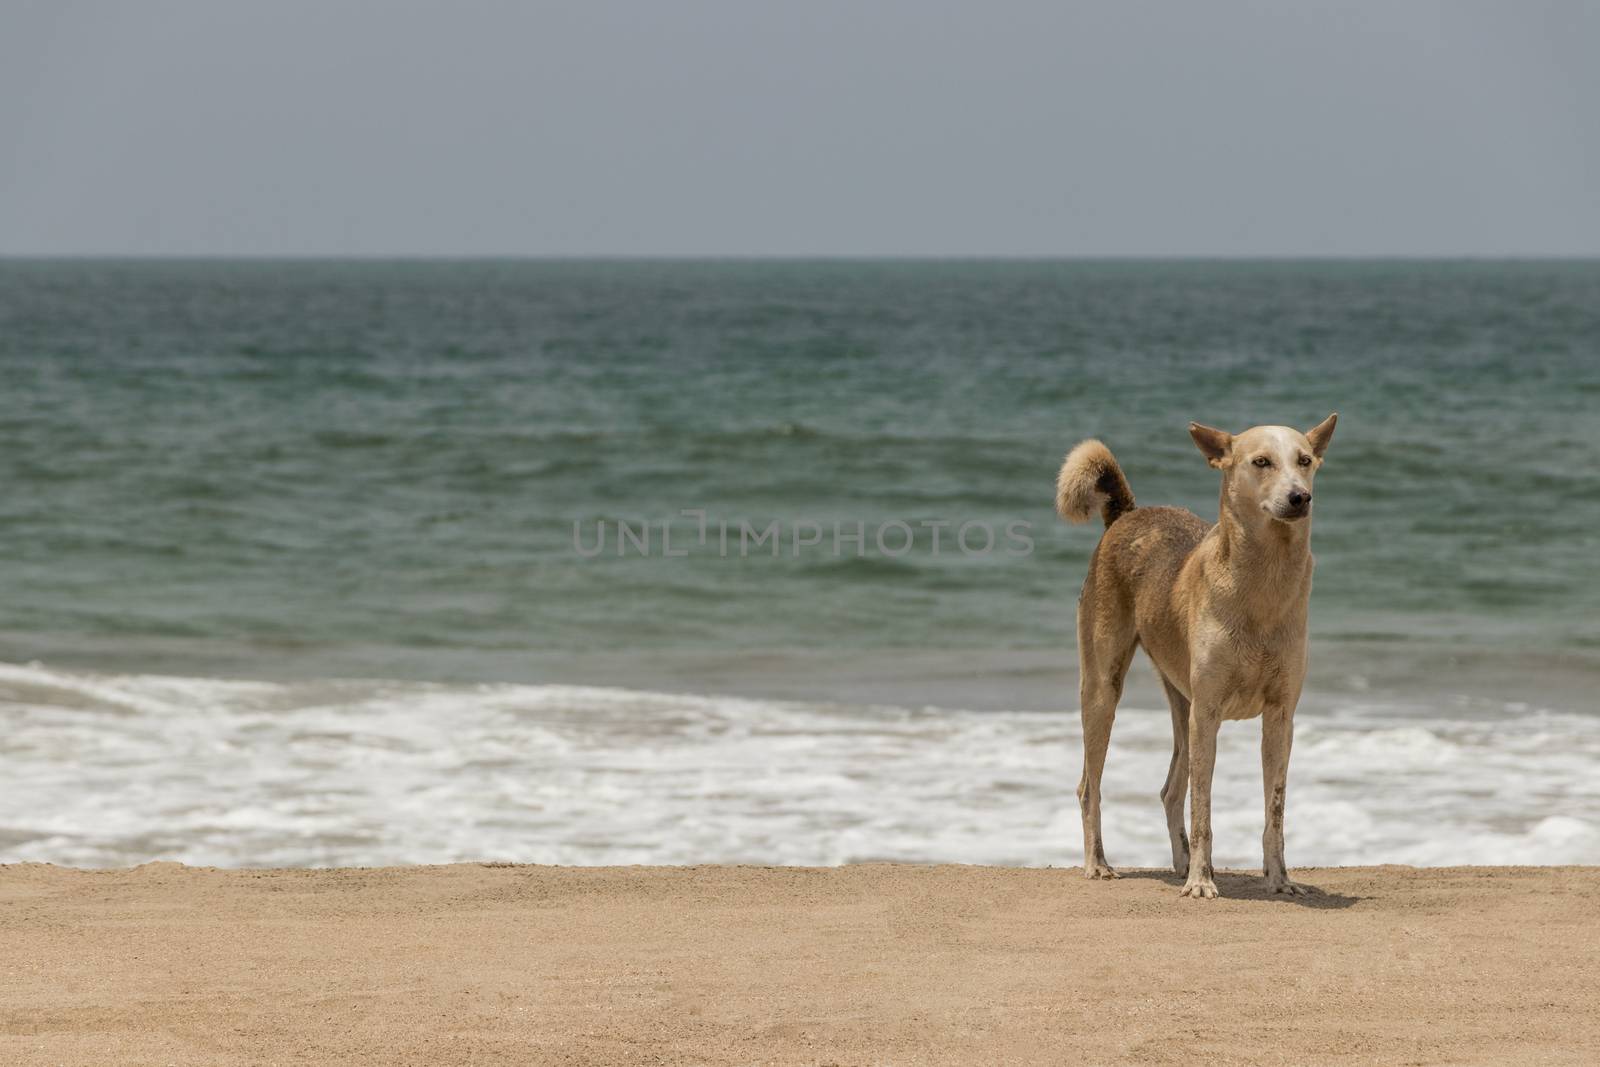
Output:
[{"xmin": 1055, "ymin": 439, "xmax": 1136, "ymax": 528}]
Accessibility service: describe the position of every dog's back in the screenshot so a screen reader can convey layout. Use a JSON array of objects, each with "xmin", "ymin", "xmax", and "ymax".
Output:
[{"xmin": 1057, "ymin": 442, "xmax": 1209, "ymax": 674}]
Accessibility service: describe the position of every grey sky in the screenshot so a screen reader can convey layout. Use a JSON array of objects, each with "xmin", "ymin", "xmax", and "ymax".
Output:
[{"xmin": 2, "ymin": 1, "xmax": 1596, "ymax": 256}]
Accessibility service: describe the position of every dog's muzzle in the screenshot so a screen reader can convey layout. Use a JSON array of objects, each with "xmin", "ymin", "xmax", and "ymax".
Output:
[{"xmin": 1277, "ymin": 489, "xmax": 1312, "ymax": 520}]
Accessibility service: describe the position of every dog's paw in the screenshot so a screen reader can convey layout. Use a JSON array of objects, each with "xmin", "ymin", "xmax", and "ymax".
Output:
[
  {"xmin": 1179, "ymin": 877, "xmax": 1219, "ymax": 899},
  {"xmin": 1084, "ymin": 863, "xmax": 1119, "ymax": 880},
  {"xmin": 1266, "ymin": 878, "xmax": 1320, "ymax": 896}
]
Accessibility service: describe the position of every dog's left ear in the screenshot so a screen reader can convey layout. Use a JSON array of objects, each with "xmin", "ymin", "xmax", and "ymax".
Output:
[
  {"xmin": 1305, "ymin": 412, "xmax": 1338, "ymax": 459},
  {"xmin": 1189, "ymin": 422, "xmax": 1233, "ymax": 469}
]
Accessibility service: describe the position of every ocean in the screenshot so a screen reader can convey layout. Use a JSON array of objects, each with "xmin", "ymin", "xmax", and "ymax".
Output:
[{"xmin": 2, "ymin": 259, "xmax": 1597, "ymax": 869}]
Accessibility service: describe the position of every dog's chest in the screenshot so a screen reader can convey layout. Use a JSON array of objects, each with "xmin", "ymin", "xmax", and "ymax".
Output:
[{"xmin": 1217, "ymin": 644, "xmax": 1300, "ymax": 719}]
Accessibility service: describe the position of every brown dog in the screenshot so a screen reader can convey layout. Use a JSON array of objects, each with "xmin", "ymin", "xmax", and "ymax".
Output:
[{"xmin": 1055, "ymin": 415, "xmax": 1337, "ymax": 898}]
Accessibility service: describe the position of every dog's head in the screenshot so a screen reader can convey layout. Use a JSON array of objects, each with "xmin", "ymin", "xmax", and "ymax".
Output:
[{"xmin": 1189, "ymin": 414, "xmax": 1337, "ymax": 523}]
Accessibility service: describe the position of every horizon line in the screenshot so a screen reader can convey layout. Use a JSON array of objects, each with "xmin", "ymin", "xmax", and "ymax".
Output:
[{"xmin": 3, "ymin": 252, "xmax": 1599, "ymax": 263}]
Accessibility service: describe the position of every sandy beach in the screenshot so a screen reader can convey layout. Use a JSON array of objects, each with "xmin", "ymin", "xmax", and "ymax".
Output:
[{"xmin": 2, "ymin": 863, "xmax": 1596, "ymax": 1065}]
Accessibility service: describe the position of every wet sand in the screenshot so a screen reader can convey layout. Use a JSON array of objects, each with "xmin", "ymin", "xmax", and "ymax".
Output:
[{"xmin": 2, "ymin": 863, "xmax": 1596, "ymax": 1065}]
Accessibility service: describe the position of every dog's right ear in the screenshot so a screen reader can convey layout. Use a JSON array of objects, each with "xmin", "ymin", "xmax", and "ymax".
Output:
[
  {"xmin": 1189, "ymin": 422, "xmax": 1233, "ymax": 469},
  {"xmin": 1305, "ymin": 412, "xmax": 1337, "ymax": 459}
]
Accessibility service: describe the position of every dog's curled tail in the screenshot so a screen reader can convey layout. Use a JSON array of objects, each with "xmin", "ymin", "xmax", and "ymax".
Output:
[{"xmin": 1055, "ymin": 439, "xmax": 1136, "ymax": 528}]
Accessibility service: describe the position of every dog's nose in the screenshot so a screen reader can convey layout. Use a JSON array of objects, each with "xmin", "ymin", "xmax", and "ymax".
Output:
[{"xmin": 1287, "ymin": 489, "xmax": 1311, "ymax": 508}]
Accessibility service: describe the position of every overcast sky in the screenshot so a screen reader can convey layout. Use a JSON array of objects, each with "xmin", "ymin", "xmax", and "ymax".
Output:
[{"xmin": 2, "ymin": 1, "xmax": 1596, "ymax": 256}]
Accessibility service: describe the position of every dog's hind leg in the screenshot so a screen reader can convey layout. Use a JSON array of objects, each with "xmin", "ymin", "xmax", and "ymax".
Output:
[
  {"xmin": 1157, "ymin": 675, "xmax": 1191, "ymax": 875},
  {"xmin": 1076, "ymin": 599, "xmax": 1136, "ymax": 880}
]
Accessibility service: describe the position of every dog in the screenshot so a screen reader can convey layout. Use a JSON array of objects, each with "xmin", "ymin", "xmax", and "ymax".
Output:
[{"xmin": 1054, "ymin": 414, "xmax": 1337, "ymax": 898}]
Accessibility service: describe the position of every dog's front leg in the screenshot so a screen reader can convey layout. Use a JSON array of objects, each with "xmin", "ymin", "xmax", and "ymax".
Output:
[
  {"xmin": 1179, "ymin": 709, "xmax": 1220, "ymax": 899},
  {"xmin": 1261, "ymin": 710, "xmax": 1317, "ymax": 895}
]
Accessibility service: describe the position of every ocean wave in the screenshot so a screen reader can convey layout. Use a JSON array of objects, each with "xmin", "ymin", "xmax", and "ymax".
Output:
[{"xmin": 1, "ymin": 661, "xmax": 1597, "ymax": 870}]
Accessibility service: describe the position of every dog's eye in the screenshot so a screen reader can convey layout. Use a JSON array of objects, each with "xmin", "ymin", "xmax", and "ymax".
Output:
[
  {"xmin": 1298, "ymin": 455, "xmax": 1312, "ymax": 467},
  {"xmin": 1252, "ymin": 457, "xmax": 1271, "ymax": 468}
]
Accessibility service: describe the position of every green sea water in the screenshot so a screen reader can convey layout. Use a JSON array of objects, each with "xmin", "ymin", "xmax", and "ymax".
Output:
[
  {"xmin": 5, "ymin": 259, "xmax": 1600, "ymax": 868},
  {"xmin": 1, "ymin": 259, "xmax": 1597, "ymax": 704}
]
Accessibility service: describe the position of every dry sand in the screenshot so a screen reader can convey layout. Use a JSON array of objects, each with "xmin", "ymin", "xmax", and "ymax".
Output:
[{"xmin": 2, "ymin": 863, "xmax": 1597, "ymax": 1065}]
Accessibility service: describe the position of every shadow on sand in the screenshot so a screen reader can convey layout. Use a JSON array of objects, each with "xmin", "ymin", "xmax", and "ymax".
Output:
[{"xmin": 1112, "ymin": 868, "xmax": 1364, "ymax": 909}]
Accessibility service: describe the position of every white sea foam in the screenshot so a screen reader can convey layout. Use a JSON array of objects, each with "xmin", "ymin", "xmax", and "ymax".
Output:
[{"xmin": 1, "ymin": 660, "xmax": 1597, "ymax": 869}]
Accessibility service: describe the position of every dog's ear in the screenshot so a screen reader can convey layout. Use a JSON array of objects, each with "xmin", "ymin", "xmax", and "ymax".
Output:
[
  {"xmin": 1188, "ymin": 422, "xmax": 1233, "ymax": 469},
  {"xmin": 1305, "ymin": 412, "xmax": 1338, "ymax": 459}
]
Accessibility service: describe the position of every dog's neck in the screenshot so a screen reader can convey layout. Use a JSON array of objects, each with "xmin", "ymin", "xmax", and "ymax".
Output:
[{"xmin": 1211, "ymin": 479, "xmax": 1314, "ymax": 624}]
